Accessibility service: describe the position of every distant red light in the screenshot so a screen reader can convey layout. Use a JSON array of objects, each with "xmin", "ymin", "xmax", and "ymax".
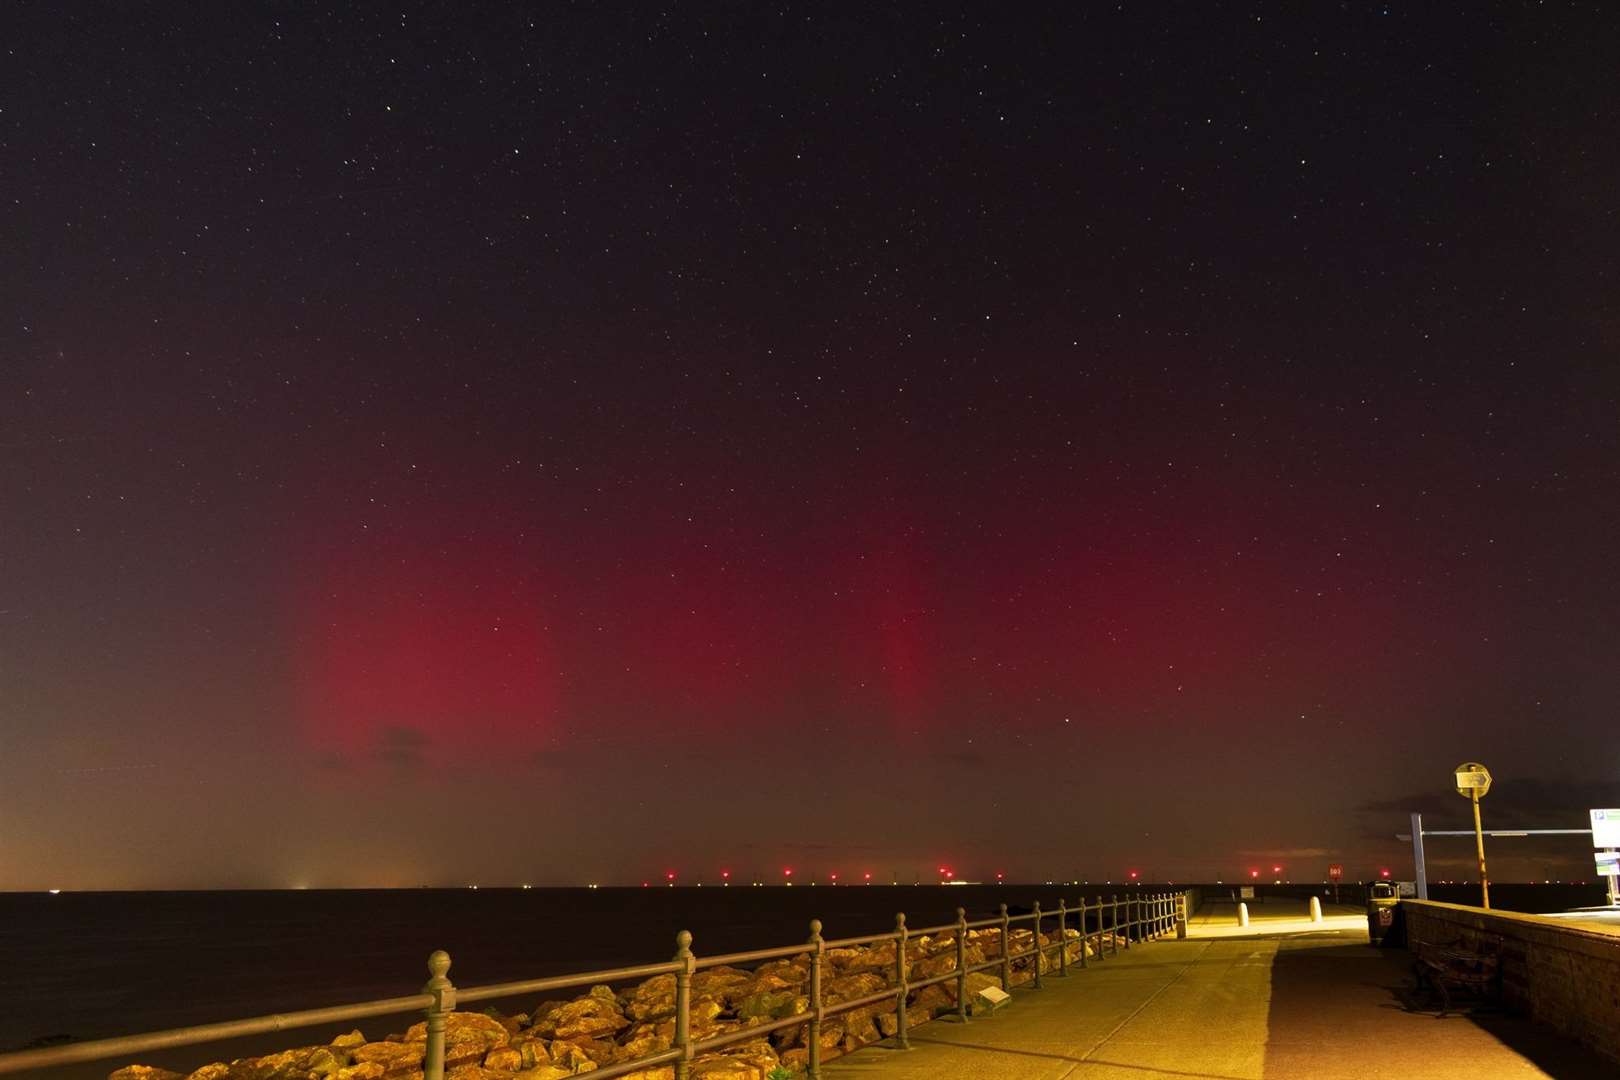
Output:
[
  {"xmin": 721, "ymin": 870, "xmax": 730, "ymax": 878},
  {"xmin": 666, "ymin": 872, "xmax": 675, "ymax": 880},
  {"xmin": 1380, "ymin": 868, "xmax": 1391, "ymax": 878},
  {"xmin": 784, "ymin": 868, "xmax": 793, "ymax": 876},
  {"xmin": 1272, "ymin": 865, "xmax": 1282, "ymax": 874},
  {"xmin": 864, "ymin": 872, "xmax": 872, "ymax": 880},
  {"xmin": 1249, "ymin": 869, "xmax": 1259, "ymax": 878},
  {"xmin": 1128, "ymin": 870, "xmax": 1139, "ymax": 879}
]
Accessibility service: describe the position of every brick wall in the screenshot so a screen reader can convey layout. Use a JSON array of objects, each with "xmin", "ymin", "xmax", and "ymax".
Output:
[{"xmin": 1401, "ymin": 899, "xmax": 1620, "ymax": 1064}]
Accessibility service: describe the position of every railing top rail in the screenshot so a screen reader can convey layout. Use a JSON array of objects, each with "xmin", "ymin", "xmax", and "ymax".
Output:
[
  {"xmin": 965, "ymin": 916, "xmax": 1002, "ymax": 929},
  {"xmin": 0, "ymin": 993, "xmax": 434, "ymax": 1075},
  {"xmin": 823, "ymin": 930, "xmax": 899, "ymax": 949},
  {"xmin": 695, "ymin": 942, "xmax": 808, "ymax": 969},
  {"xmin": 456, "ymin": 960, "xmax": 683, "ymax": 1005},
  {"xmin": 912, "ymin": 921, "xmax": 959, "ymax": 936}
]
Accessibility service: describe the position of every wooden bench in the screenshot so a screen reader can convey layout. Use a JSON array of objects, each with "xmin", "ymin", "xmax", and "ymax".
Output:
[{"xmin": 1411, "ymin": 939, "xmax": 1502, "ymax": 1016}]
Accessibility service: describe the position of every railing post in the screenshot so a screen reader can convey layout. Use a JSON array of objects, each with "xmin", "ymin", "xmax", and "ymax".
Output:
[
  {"xmin": 954, "ymin": 907, "xmax": 969, "ymax": 1023},
  {"xmin": 1110, "ymin": 895, "xmax": 1120, "ymax": 957},
  {"xmin": 998, "ymin": 903, "xmax": 1012, "ymax": 991},
  {"xmin": 808, "ymin": 918, "xmax": 825, "ymax": 1080},
  {"xmin": 1124, "ymin": 894, "xmax": 1133, "ymax": 950},
  {"xmin": 1057, "ymin": 899, "xmax": 1069, "ymax": 977},
  {"xmin": 1031, "ymin": 901, "xmax": 1044, "ymax": 989},
  {"xmin": 1177, "ymin": 892, "xmax": 1188, "ymax": 939},
  {"xmin": 894, "ymin": 912, "xmax": 910, "ymax": 1050},
  {"xmin": 1078, "ymin": 899, "xmax": 1089, "ymax": 968},
  {"xmin": 673, "ymin": 930, "xmax": 694, "ymax": 1080},
  {"xmin": 421, "ymin": 950, "xmax": 456, "ymax": 1080}
]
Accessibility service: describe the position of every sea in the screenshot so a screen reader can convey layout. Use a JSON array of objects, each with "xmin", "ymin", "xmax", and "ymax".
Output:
[{"xmin": 4, "ymin": 881, "xmax": 1603, "ymax": 1080}]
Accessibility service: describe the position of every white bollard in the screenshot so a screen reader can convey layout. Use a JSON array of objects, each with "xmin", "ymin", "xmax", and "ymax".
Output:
[
  {"xmin": 1309, "ymin": 895, "xmax": 1323, "ymax": 923},
  {"xmin": 1237, "ymin": 902, "xmax": 1249, "ymax": 927}
]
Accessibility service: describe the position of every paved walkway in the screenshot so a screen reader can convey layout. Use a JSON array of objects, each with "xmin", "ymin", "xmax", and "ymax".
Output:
[{"xmin": 823, "ymin": 903, "xmax": 1614, "ymax": 1080}]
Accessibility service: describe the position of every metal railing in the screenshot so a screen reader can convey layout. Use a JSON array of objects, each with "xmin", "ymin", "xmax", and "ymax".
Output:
[{"xmin": 0, "ymin": 890, "xmax": 1190, "ymax": 1080}]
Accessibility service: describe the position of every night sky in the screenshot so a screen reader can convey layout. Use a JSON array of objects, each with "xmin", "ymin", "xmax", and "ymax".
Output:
[{"xmin": 5, "ymin": 4, "xmax": 1618, "ymax": 891}]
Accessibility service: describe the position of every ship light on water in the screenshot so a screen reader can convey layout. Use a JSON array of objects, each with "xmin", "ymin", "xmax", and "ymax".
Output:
[{"xmin": 48, "ymin": 889, "xmax": 61, "ymax": 895}]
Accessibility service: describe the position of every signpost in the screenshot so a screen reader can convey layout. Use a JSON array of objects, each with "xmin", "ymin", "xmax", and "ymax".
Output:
[
  {"xmin": 1455, "ymin": 762, "xmax": 1492, "ymax": 909},
  {"xmin": 1328, "ymin": 863, "xmax": 1342, "ymax": 904},
  {"xmin": 1591, "ymin": 809, "xmax": 1620, "ymax": 906}
]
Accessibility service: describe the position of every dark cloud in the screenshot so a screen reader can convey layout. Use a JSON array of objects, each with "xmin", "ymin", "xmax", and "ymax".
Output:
[
  {"xmin": 374, "ymin": 725, "xmax": 429, "ymax": 768},
  {"xmin": 1358, "ymin": 776, "xmax": 1620, "ymax": 830}
]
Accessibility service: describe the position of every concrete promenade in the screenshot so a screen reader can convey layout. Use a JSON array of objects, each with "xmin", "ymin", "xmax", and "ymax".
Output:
[{"xmin": 823, "ymin": 903, "xmax": 1614, "ymax": 1080}]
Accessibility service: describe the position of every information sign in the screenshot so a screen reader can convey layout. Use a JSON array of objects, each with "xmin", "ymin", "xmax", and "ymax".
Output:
[
  {"xmin": 1590, "ymin": 809, "xmax": 1620, "ymax": 848},
  {"xmin": 1454, "ymin": 763, "xmax": 1491, "ymax": 796},
  {"xmin": 1596, "ymin": 852, "xmax": 1620, "ymax": 875}
]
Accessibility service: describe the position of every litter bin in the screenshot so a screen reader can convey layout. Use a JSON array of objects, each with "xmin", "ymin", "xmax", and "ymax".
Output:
[{"xmin": 1366, "ymin": 881, "xmax": 1399, "ymax": 945}]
